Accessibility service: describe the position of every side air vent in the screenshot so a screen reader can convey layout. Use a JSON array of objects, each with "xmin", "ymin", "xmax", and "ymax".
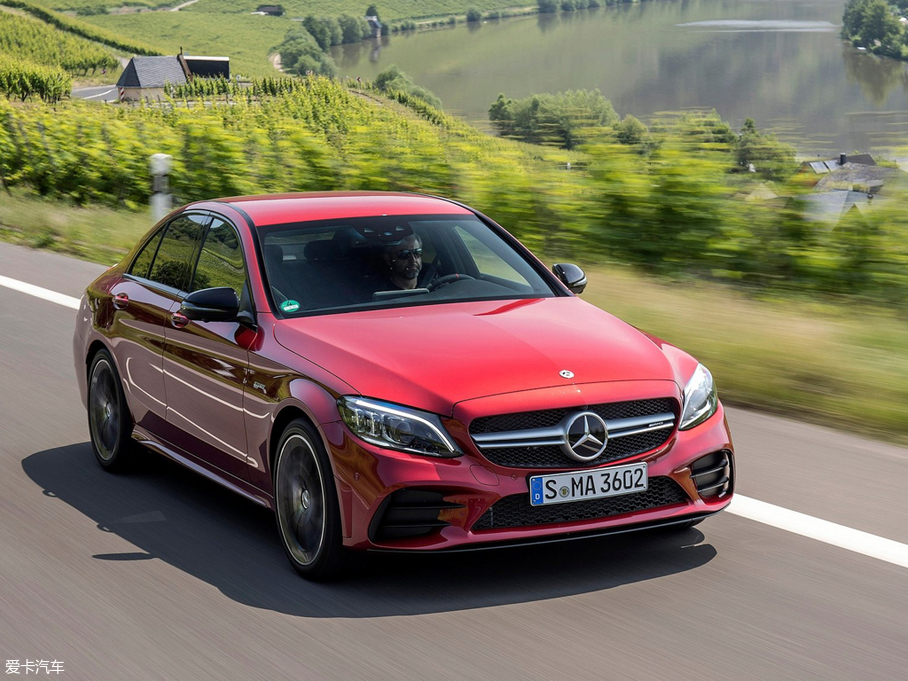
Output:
[
  {"xmin": 690, "ymin": 450, "xmax": 733, "ymax": 499},
  {"xmin": 369, "ymin": 489, "xmax": 464, "ymax": 542}
]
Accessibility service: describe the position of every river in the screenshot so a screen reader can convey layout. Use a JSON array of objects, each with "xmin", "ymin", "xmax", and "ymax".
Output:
[{"xmin": 331, "ymin": 0, "xmax": 908, "ymax": 157}]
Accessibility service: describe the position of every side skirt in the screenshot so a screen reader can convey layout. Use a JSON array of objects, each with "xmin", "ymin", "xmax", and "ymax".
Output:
[{"xmin": 132, "ymin": 427, "xmax": 274, "ymax": 510}]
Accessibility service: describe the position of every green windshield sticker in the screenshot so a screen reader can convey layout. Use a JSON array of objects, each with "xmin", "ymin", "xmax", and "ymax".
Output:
[{"xmin": 280, "ymin": 300, "xmax": 300, "ymax": 313}]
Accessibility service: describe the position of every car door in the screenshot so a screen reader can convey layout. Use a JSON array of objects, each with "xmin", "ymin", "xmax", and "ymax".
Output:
[
  {"xmin": 107, "ymin": 214, "xmax": 207, "ymax": 436},
  {"xmin": 162, "ymin": 216, "xmax": 252, "ymax": 481}
]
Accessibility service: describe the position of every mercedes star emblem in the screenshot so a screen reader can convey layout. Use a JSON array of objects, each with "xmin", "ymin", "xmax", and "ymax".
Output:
[{"xmin": 561, "ymin": 411, "xmax": 609, "ymax": 462}]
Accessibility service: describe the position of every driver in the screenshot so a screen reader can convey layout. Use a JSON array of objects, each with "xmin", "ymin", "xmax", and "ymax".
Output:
[{"xmin": 382, "ymin": 234, "xmax": 423, "ymax": 290}]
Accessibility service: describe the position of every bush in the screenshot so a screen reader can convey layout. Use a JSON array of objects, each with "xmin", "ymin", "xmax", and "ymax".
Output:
[
  {"xmin": 374, "ymin": 64, "xmax": 442, "ymax": 109},
  {"xmin": 466, "ymin": 8, "xmax": 482, "ymax": 22},
  {"xmin": 0, "ymin": 55, "xmax": 70, "ymax": 103},
  {"xmin": 489, "ymin": 89, "xmax": 619, "ymax": 149},
  {"xmin": 538, "ymin": 0, "xmax": 559, "ymax": 13}
]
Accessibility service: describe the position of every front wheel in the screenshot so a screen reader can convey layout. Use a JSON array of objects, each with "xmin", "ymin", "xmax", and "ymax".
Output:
[
  {"xmin": 273, "ymin": 419, "xmax": 348, "ymax": 580},
  {"xmin": 87, "ymin": 349, "xmax": 135, "ymax": 471}
]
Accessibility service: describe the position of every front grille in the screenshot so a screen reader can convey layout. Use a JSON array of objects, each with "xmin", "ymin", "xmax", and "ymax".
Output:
[
  {"xmin": 469, "ymin": 398, "xmax": 677, "ymax": 469},
  {"xmin": 369, "ymin": 489, "xmax": 464, "ymax": 542},
  {"xmin": 470, "ymin": 398, "xmax": 675, "ymax": 434},
  {"xmin": 472, "ymin": 477, "xmax": 689, "ymax": 531}
]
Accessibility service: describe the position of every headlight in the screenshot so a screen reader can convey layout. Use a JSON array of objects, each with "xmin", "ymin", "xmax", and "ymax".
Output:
[
  {"xmin": 338, "ymin": 397, "xmax": 462, "ymax": 458},
  {"xmin": 679, "ymin": 364, "xmax": 718, "ymax": 430}
]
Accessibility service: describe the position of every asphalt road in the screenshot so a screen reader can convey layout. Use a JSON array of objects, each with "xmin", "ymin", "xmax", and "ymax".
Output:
[
  {"xmin": 1, "ymin": 241, "xmax": 906, "ymax": 681},
  {"xmin": 71, "ymin": 86, "xmax": 118, "ymax": 103}
]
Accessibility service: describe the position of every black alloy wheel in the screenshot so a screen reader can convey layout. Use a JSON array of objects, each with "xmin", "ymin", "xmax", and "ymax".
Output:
[
  {"xmin": 87, "ymin": 349, "xmax": 135, "ymax": 471},
  {"xmin": 273, "ymin": 419, "xmax": 347, "ymax": 580}
]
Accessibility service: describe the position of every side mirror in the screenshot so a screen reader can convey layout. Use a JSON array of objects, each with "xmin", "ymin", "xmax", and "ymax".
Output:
[
  {"xmin": 181, "ymin": 287, "xmax": 240, "ymax": 322},
  {"xmin": 552, "ymin": 263, "xmax": 587, "ymax": 295}
]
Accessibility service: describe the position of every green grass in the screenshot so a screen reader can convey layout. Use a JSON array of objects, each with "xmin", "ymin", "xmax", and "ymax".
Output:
[
  {"xmin": 0, "ymin": 188, "xmax": 153, "ymax": 264},
  {"xmin": 80, "ymin": 11, "xmax": 292, "ymax": 78},
  {"xmin": 2, "ymin": 188, "xmax": 906, "ymax": 446},
  {"xmin": 583, "ymin": 267, "xmax": 908, "ymax": 446},
  {"xmin": 40, "ymin": 0, "xmax": 533, "ymax": 21}
]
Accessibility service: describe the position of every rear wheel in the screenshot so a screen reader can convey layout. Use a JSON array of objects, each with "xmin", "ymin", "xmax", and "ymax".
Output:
[
  {"xmin": 87, "ymin": 349, "xmax": 135, "ymax": 471},
  {"xmin": 273, "ymin": 419, "xmax": 348, "ymax": 580}
]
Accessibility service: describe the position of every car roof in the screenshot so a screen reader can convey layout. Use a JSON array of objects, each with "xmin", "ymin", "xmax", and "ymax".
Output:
[{"xmin": 193, "ymin": 192, "xmax": 474, "ymax": 227}]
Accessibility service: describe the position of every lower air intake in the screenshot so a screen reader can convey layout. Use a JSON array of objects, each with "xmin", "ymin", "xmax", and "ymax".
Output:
[
  {"xmin": 370, "ymin": 489, "xmax": 464, "ymax": 542},
  {"xmin": 691, "ymin": 450, "xmax": 733, "ymax": 499},
  {"xmin": 472, "ymin": 477, "xmax": 689, "ymax": 531}
]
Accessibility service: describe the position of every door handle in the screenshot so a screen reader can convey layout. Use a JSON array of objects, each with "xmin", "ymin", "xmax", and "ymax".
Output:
[
  {"xmin": 170, "ymin": 312, "xmax": 189, "ymax": 328},
  {"xmin": 113, "ymin": 292, "xmax": 129, "ymax": 309}
]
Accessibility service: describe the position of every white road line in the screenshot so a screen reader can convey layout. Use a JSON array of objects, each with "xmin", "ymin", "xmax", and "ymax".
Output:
[
  {"xmin": 82, "ymin": 88, "xmax": 115, "ymax": 100},
  {"xmin": 0, "ymin": 274, "xmax": 81, "ymax": 309},
  {"xmin": 729, "ymin": 495, "xmax": 908, "ymax": 569},
  {"xmin": 2, "ymin": 273, "xmax": 907, "ymax": 570}
]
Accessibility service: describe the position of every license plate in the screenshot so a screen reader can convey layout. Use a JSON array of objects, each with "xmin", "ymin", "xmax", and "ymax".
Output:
[{"xmin": 529, "ymin": 462, "xmax": 648, "ymax": 506}]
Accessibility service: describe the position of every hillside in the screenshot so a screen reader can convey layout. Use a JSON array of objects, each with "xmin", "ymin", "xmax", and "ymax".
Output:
[
  {"xmin": 29, "ymin": 0, "xmax": 531, "ymax": 20},
  {"xmin": 0, "ymin": 10, "xmax": 117, "ymax": 73}
]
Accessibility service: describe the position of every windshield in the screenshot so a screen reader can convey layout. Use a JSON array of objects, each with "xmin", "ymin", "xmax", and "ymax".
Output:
[{"xmin": 258, "ymin": 214, "xmax": 556, "ymax": 315}]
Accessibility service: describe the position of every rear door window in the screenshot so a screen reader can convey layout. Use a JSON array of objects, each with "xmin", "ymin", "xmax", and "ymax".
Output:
[{"xmin": 147, "ymin": 215, "xmax": 208, "ymax": 291}]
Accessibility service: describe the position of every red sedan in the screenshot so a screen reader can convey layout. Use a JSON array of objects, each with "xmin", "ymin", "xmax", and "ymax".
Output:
[{"xmin": 73, "ymin": 192, "xmax": 734, "ymax": 579}]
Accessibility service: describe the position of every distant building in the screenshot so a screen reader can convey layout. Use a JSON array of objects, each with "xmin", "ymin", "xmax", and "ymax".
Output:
[
  {"xmin": 743, "ymin": 153, "xmax": 905, "ymax": 225},
  {"xmin": 255, "ymin": 4, "xmax": 285, "ymax": 16},
  {"xmin": 366, "ymin": 15, "xmax": 382, "ymax": 38},
  {"xmin": 796, "ymin": 153, "xmax": 877, "ymax": 186},
  {"xmin": 116, "ymin": 53, "xmax": 229, "ymax": 101}
]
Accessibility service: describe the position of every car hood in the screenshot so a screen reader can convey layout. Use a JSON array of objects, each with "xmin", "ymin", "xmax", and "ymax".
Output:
[{"xmin": 273, "ymin": 297, "xmax": 677, "ymax": 417}]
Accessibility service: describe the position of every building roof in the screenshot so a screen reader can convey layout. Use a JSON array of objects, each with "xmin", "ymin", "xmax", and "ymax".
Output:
[
  {"xmin": 801, "ymin": 154, "xmax": 877, "ymax": 175},
  {"xmin": 813, "ymin": 164, "xmax": 898, "ymax": 194},
  {"xmin": 117, "ymin": 56, "xmax": 187, "ymax": 89},
  {"xmin": 802, "ymin": 190, "xmax": 877, "ymax": 224}
]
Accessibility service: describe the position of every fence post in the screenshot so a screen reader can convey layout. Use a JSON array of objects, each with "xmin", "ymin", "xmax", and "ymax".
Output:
[{"xmin": 149, "ymin": 153, "xmax": 172, "ymax": 223}]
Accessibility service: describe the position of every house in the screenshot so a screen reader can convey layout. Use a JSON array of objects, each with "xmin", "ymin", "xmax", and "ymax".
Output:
[
  {"xmin": 366, "ymin": 15, "xmax": 382, "ymax": 38},
  {"xmin": 796, "ymin": 153, "xmax": 877, "ymax": 187},
  {"xmin": 254, "ymin": 5, "xmax": 284, "ymax": 16},
  {"xmin": 116, "ymin": 53, "xmax": 230, "ymax": 101},
  {"xmin": 801, "ymin": 190, "xmax": 880, "ymax": 224}
]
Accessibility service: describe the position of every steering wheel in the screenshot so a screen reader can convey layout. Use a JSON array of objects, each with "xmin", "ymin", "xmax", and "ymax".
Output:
[{"xmin": 428, "ymin": 274, "xmax": 475, "ymax": 291}]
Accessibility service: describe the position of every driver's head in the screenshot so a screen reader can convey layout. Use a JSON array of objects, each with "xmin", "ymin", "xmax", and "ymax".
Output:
[{"xmin": 383, "ymin": 234, "xmax": 423, "ymax": 289}]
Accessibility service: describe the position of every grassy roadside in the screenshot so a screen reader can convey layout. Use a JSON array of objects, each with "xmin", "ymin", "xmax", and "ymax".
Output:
[{"xmin": 2, "ymin": 189, "xmax": 906, "ymax": 446}]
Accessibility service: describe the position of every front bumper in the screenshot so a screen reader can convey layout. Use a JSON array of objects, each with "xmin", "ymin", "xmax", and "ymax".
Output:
[{"xmin": 325, "ymin": 399, "xmax": 734, "ymax": 552}]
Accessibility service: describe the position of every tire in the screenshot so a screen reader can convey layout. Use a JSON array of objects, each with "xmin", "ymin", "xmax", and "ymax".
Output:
[
  {"xmin": 273, "ymin": 418, "xmax": 348, "ymax": 580},
  {"xmin": 87, "ymin": 349, "xmax": 135, "ymax": 471}
]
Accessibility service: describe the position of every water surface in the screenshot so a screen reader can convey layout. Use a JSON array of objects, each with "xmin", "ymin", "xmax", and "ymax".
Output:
[{"xmin": 331, "ymin": 0, "xmax": 908, "ymax": 156}]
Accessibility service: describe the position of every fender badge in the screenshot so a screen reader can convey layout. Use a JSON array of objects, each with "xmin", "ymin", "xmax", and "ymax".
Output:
[{"xmin": 560, "ymin": 370, "xmax": 574, "ymax": 379}]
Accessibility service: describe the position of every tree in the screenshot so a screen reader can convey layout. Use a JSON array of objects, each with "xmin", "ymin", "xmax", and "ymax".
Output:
[
  {"xmin": 366, "ymin": 4, "xmax": 380, "ymax": 19},
  {"xmin": 615, "ymin": 114, "xmax": 648, "ymax": 147},
  {"xmin": 734, "ymin": 118, "xmax": 796, "ymax": 179},
  {"xmin": 466, "ymin": 8, "xmax": 482, "ymax": 22},
  {"xmin": 339, "ymin": 14, "xmax": 370, "ymax": 43},
  {"xmin": 374, "ymin": 65, "xmax": 442, "ymax": 109},
  {"xmin": 859, "ymin": 0, "xmax": 902, "ymax": 56}
]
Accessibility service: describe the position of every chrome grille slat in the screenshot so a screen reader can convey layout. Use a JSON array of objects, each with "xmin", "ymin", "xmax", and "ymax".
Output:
[{"xmin": 469, "ymin": 399, "xmax": 678, "ymax": 469}]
